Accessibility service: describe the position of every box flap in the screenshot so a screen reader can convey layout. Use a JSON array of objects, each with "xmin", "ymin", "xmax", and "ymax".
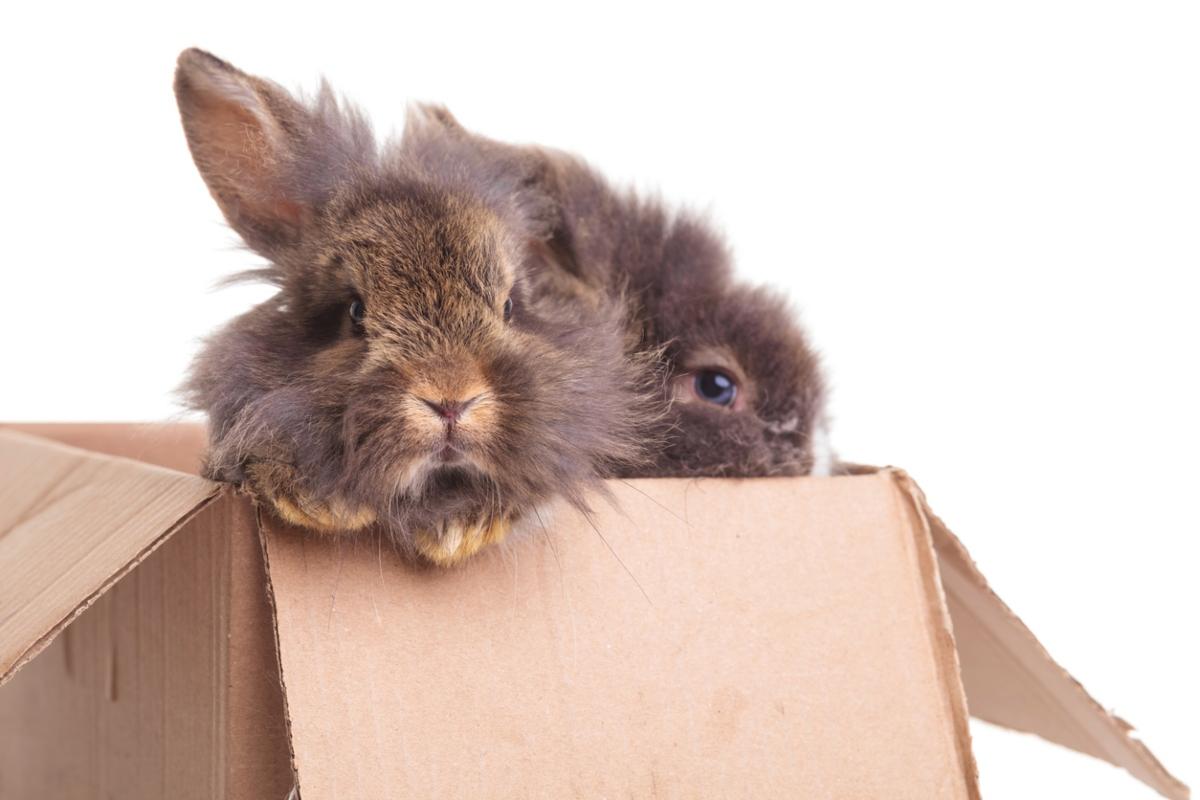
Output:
[
  {"xmin": 0, "ymin": 430, "xmax": 222, "ymax": 685},
  {"xmin": 3, "ymin": 421, "xmax": 208, "ymax": 475},
  {"xmin": 262, "ymin": 471, "xmax": 979, "ymax": 799},
  {"xmin": 897, "ymin": 472, "xmax": 1190, "ymax": 800}
]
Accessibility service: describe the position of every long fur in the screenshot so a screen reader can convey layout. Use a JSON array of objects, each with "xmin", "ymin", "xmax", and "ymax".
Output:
[
  {"xmin": 406, "ymin": 111, "xmax": 833, "ymax": 477},
  {"xmin": 175, "ymin": 48, "xmax": 831, "ymax": 566},
  {"xmin": 175, "ymin": 49, "xmax": 663, "ymax": 560}
]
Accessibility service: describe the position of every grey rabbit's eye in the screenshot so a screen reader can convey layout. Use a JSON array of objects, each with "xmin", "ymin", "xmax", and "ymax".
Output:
[
  {"xmin": 694, "ymin": 370, "xmax": 737, "ymax": 407},
  {"xmin": 503, "ymin": 297, "xmax": 513, "ymax": 322},
  {"xmin": 349, "ymin": 298, "xmax": 366, "ymax": 325}
]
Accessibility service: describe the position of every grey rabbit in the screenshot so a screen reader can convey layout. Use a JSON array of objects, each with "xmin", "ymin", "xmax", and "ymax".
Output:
[
  {"xmin": 175, "ymin": 49, "xmax": 832, "ymax": 567},
  {"xmin": 174, "ymin": 49, "xmax": 662, "ymax": 566}
]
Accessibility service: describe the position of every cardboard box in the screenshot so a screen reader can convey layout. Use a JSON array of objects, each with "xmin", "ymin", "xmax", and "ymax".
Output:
[{"xmin": 0, "ymin": 424, "xmax": 1188, "ymax": 799}]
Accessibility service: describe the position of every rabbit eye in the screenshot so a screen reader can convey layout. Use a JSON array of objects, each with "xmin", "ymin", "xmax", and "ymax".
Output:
[
  {"xmin": 349, "ymin": 298, "xmax": 366, "ymax": 325},
  {"xmin": 694, "ymin": 370, "xmax": 737, "ymax": 407},
  {"xmin": 503, "ymin": 297, "xmax": 513, "ymax": 322}
]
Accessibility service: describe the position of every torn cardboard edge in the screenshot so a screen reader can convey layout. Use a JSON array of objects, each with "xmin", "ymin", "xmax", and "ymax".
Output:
[
  {"xmin": 0, "ymin": 425, "xmax": 1189, "ymax": 799},
  {"xmin": 909, "ymin": 473, "xmax": 1190, "ymax": 800}
]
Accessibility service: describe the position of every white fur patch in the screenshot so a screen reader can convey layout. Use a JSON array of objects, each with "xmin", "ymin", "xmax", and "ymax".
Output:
[
  {"xmin": 809, "ymin": 422, "xmax": 835, "ymax": 477},
  {"xmin": 764, "ymin": 415, "xmax": 801, "ymax": 434}
]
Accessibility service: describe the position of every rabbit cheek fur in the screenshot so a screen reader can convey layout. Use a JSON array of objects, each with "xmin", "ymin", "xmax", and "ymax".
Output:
[{"xmin": 175, "ymin": 49, "xmax": 653, "ymax": 565}]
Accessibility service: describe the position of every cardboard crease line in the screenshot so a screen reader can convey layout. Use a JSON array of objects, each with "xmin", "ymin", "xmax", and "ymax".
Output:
[
  {"xmin": 888, "ymin": 469, "xmax": 981, "ymax": 800},
  {"xmin": 0, "ymin": 487, "xmax": 225, "ymax": 687}
]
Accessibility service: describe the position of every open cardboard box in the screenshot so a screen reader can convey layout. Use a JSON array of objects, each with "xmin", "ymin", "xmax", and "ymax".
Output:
[{"xmin": 0, "ymin": 423, "xmax": 1188, "ymax": 799}]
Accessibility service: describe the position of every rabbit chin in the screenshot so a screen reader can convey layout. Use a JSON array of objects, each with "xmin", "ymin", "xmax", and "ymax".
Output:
[{"xmin": 387, "ymin": 448, "xmax": 494, "ymax": 501}]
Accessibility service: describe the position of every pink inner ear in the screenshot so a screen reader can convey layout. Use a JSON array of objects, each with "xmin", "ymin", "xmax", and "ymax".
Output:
[
  {"xmin": 268, "ymin": 198, "xmax": 306, "ymax": 229},
  {"xmin": 185, "ymin": 88, "xmax": 309, "ymax": 237}
]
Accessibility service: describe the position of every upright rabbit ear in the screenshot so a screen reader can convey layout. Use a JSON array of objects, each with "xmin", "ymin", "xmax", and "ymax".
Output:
[
  {"xmin": 174, "ymin": 48, "xmax": 373, "ymax": 256},
  {"xmin": 413, "ymin": 103, "xmax": 466, "ymax": 133}
]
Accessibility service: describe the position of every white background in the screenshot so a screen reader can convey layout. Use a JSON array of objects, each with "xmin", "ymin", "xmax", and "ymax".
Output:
[{"xmin": 1, "ymin": 2, "xmax": 1196, "ymax": 796}]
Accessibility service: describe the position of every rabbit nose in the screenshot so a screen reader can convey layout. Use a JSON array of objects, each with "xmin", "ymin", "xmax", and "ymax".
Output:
[{"xmin": 420, "ymin": 395, "xmax": 482, "ymax": 424}]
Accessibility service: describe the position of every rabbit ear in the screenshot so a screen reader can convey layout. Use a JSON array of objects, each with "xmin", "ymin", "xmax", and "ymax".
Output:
[
  {"xmin": 412, "ymin": 103, "xmax": 466, "ymax": 133},
  {"xmin": 174, "ymin": 48, "xmax": 373, "ymax": 256}
]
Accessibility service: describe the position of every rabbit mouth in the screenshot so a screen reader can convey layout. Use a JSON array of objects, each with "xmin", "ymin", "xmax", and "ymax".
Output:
[{"xmin": 434, "ymin": 442, "xmax": 467, "ymax": 465}]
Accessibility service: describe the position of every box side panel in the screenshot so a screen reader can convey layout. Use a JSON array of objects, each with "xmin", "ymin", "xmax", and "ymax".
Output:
[
  {"xmin": 0, "ymin": 497, "xmax": 281, "ymax": 800},
  {"xmin": 0, "ymin": 430, "xmax": 219, "ymax": 685},
  {"xmin": 265, "ymin": 475, "xmax": 975, "ymax": 800}
]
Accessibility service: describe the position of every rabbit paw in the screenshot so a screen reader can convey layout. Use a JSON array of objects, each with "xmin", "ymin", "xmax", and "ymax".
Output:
[
  {"xmin": 413, "ymin": 515, "xmax": 512, "ymax": 566},
  {"xmin": 245, "ymin": 460, "xmax": 376, "ymax": 533},
  {"xmin": 271, "ymin": 494, "xmax": 377, "ymax": 533}
]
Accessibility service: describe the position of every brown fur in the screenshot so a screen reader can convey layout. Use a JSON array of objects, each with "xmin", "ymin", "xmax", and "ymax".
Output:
[
  {"xmin": 406, "ymin": 113, "xmax": 832, "ymax": 477},
  {"xmin": 175, "ymin": 50, "xmax": 662, "ymax": 563}
]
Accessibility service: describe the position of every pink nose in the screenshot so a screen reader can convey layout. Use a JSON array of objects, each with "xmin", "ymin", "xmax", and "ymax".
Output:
[{"xmin": 421, "ymin": 396, "xmax": 480, "ymax": 424}]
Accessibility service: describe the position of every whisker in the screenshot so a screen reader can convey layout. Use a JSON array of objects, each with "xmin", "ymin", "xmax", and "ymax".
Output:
[
  {"xmin": 534, "ymin": 505, "xmax": 563, "ymax": 579},
  {"xmin": 580, "ymin": 508, "xmax": 652, "ymax": 606},
  {"xmin": 616, "ymin": 478, "xmax": 689, "ymax": 527}
]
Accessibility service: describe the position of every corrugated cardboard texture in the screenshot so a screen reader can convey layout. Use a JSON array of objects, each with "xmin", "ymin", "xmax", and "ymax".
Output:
[
  {"xmin": 0, "ymin": 425, "xmax": 1187, "ymax": 799},
  {"xmin": 263, "ymin": 472, "xmax": 977, "ymax": 799},
  {"xmin": 0, "ymin": 430, "xmax": 219, "ymax": 684},
  {"xmin": 0, "ymin": 523, "xmax": 225, "ymax": 798},
  {"xmin": 0, "ymin": 432, "xmax": 293, "ymax": 799},
  {"xmin": 3, "ymin": 422, "xmax": 207, "ymax": 475}
]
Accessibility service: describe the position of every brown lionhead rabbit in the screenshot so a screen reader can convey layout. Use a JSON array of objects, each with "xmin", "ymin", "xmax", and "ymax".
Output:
[
  {"xmin": 174, "ymin": 49, "xmax": 659, "ymax": 565},
  {"xmin": 405, "ymin": 113, "xmax": 835, "ymax": 478}
]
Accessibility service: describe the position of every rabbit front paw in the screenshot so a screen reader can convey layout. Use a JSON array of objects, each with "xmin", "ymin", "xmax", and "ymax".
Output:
[
  {"xmin": 244, "ymin": 460, "xmax": 376, "ymax": 534},
  {"xmin": 271, "ymin": 494, "xmax": 377, "ymax": 532},
  {"xmin": 413, "ymin": 515, "xmax": 512, "ymax": 566}
]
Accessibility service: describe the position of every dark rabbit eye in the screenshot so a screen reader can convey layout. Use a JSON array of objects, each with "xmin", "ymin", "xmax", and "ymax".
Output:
[
  {"xmin": 694, "ymin": 370, "xmax": 737, "ymax": 407},
  {"xmin": 502, "ymin": 297, "xmax": 513, "ymax": 322},
  {"xmin": 349, "ymin": 298, "xmax": 366, "ymax": 325}
]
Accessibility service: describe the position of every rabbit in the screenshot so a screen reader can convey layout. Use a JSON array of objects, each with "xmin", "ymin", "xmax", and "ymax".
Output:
[
  {"xmin": 173, "ymin": 49, "xmax": 661, "ymax": 566},
  {"xmin": 405, "ymin": 112, "xmax": 835, "ymax": 478}
]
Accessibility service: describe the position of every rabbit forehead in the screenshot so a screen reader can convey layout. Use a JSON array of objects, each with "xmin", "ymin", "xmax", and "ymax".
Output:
[
  {"xmin": 330, "ymin": 188, "xmax": 517, "ymax": 293},
  {"xmin": 671, "ymin": 288, "xmax": 809, "ymax": 374}
]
